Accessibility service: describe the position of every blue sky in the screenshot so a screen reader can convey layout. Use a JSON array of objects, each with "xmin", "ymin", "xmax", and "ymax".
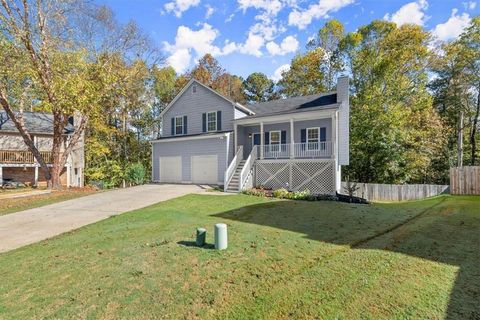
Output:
[{"xmin": 95, "ymin": 0, "xmax": 479, "ymax": 79}]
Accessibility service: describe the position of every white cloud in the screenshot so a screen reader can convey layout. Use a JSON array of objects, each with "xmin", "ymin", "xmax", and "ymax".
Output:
[
  {"xmin": 205, "ymin": 5, "xmax": 215, "ymax": 19},
  {"xmin": 164, "ymin": 0, "xmax": 200, "ymax": 18},
  {"xmin": 432, "ymin": 9, "xmax": 471, "ymax": 41},
  {"xmin": 167, "ymin": 49, "xmax": 191, "ymax": 74},
  {"xmin": 238, "ymin": 0, "xmax": 283, "ymax": 16},
  {"xmin": 384, "ymin": 0, "xmax": 429, "ymax": 26},
  {"xmin": 226, "ymin": 13, "xmax": 235, "ymax": 22},
  {"xmin": 271, "ymin": 64, "xmax": 290, "ymax": 81},
  {"xmin": 239, "ymin": 33, "xmax": 265, "ymax": 56},
  {"xmin": 164, "ymin": 23, "xmax": 234, "ymax": 73},
  {"xmin": 463, "ymin": 1, "xmax": 477, "ymax": 10},
  {"xmin": 236, "ymin": 0, "xmax": 288, "ymax": 56},
  {"xmin": 288, "ymin": 0, "xmax": 354, "ymax": 29},
  {"xmin": 266, "ymin": 35, "xmax": 299, "ymax": 55}
]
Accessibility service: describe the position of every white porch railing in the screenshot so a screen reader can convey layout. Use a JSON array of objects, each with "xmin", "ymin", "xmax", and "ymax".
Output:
[
  {"xmin": 256, "ymin": 142, "xmax": 332, "ymax": 159},
  {"xmin": 224, "ymin": 145, "xmax": 243, "ymax": 191},
  {"xmin": 239, "ymin": 145, "xmax": 257, "ymax": 191},
  {"xmin": 260, "ymin": 144, "xmax": 290, "ymax": 159},
  {"xmin": 293, "ymin": 142, "xmax": 332, "ymax": 158}
]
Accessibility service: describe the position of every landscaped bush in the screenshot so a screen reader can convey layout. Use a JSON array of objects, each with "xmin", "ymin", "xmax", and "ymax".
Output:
[
  {"xmin": 244, "ymin": 187, "xmax": 336, "ymax": 201},
  {"xmin": 126, "ymin": 163, "xmax": 146, "ymax": 186},
  {"xmin": 285, "ymin": 189, "xmax": 311, "ymax": 200},
  {"xmin": 242, "ymin": 187, "xmax": 269, "ymax": 197},
  {"xmin": 272, "ymin": 188, "xmax": 289, "ymax": 198}
]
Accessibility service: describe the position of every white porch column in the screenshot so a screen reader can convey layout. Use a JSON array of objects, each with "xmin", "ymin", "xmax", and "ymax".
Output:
[
  {"xmin": 34, "ymin": 166, "xmax": 38, "ymax": 187},
  {"xmin": 260, "ymin": 122, "xmax": 264, "ymax": 160},
  {"xmin": 0, "ymin": 166, "xmax": 3, "ymax": 184},
  {"xmin": 234, "ymin": 123, "xmax": 238, "ymax": 152},
  {"xmin": 66, "ymin": 165, "xmax": 71, "ymax": 188},
  {"xmin": 290, "ymin": 119, "xmax": 294, "ymax": 159}
]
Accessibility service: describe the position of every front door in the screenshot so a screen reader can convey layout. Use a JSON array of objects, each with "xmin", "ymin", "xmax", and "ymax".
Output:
[{"xmin": 252, "ymin": 133, "xmax": 261, "ymax": 146}]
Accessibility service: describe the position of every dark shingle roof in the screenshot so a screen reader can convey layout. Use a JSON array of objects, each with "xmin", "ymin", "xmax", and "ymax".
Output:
[
  {"xmin": 0, "ymin": 111, "xmax": 74, "ymax": 134},
  {"xmin": 246, "ymin": 93, "xmax": 338, "ymax": 117}
]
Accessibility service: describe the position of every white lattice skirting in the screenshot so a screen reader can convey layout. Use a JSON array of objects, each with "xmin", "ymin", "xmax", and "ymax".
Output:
[{"xmin": 255, "ymin": 159, "xmax": 336, "ymax": 195}]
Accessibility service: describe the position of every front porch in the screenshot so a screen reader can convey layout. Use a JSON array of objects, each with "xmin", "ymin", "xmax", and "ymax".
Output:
[
  {"xmin": 225, "ymin": 108, "xmax": 340, "ymax": 193},
  {"xmin": 234, "ymin": 110, "xmax": 337, "ymax": 161}
]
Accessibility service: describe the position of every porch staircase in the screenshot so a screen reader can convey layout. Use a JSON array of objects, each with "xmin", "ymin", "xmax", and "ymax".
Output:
[{"xmin": 225, "ymin": 160, "xmax": 246, "ymax": 193}]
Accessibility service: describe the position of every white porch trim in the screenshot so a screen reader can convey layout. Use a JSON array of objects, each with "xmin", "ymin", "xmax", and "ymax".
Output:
[
  {"xmin": 234, "ymin": 106, "xmax": 338, "ymax": 126},
  {"xmin": 151, "ymin": 132, "xmax": 229, "ymax": 143}
]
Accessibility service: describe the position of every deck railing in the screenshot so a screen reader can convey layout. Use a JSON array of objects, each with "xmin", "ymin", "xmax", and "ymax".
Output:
[
  {"xmin": 257, "ymin": 142, "xmax": 332, "ymax": 159},
  {"xmin": 0, "ymin": 150, "xmax": 53, "ymax": 164},
  {"xmin": 239, "ymin": 145, "xmax": 257, "ymax": 191}
]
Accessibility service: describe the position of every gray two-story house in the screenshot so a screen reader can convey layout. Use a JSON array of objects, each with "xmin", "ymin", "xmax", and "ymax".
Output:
[{"xmin": 151, "ymin": 76, "xmax": 349, "ymax": 195}]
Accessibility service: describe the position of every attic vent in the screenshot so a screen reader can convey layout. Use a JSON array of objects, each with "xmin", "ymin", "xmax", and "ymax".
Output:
[{"xmin": 192, "ymin": 84, "xmax": 197, "ymax": 93}]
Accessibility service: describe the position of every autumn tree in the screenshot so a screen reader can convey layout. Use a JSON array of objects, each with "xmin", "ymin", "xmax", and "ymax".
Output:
[
  {"xmin": 343, "ymin": 21, "xmax": 447, "ymax": 183},
  {"xmin": 0, "ymin": 1, "xmax": 157, "ymax": 189},
  {"xmin": 243, "ymin": 72, "xmax": 277, "ymax": 102},
  {"xmin": 278, "ymin": 49, "xmax": 327, "ymax": 97},
  {"xmin": 430, "ymin": 17, "xmax": 480, "ymax": 166},
  {"xmin": 187, "ymin": 54, "xmax": 246, "ymax": 103},
  {"xmin": 307, "ymin": 19, "xmax": 345, "ymax": 90}
]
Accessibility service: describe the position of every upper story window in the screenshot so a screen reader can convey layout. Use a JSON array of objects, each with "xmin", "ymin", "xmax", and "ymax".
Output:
[
  {"xmin": 207, "ymin": 111, "xmax": 217, "ymax": 132},
  {"xmin": 174, "ymin": 116, "xmax": 185, "ymax": 135},
  {"xmin": 192, "ymin": 84, "xmax": 197, "ymax": 93}
]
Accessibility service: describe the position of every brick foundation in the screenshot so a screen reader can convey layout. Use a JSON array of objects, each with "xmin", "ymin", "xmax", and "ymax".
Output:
[{"xmin": 2, "ymin": 167, "xmax": 67, "ymax": 187}]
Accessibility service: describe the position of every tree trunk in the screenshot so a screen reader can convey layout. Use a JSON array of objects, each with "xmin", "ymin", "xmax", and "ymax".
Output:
[
  {"xmin": 50, "ymin": 111, "xmax": 65, "ymax": 190},
  {"xmin": 470, "ymin": 89, "xmax": 480, "ymax": 166},
  {"xmin": 458, "ymin": 111, "xmax": 464, "ymax": 167}
]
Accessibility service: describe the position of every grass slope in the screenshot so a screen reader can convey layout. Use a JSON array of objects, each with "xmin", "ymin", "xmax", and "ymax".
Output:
[{"xmin": 0, "ymin": 195, "xmax": 478, "ymax": 319}]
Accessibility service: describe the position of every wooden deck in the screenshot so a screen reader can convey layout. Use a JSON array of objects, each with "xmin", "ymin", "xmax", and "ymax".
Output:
[{"xmin": 0, "ymin": 150, "xmax": 53, "ymax": 164}]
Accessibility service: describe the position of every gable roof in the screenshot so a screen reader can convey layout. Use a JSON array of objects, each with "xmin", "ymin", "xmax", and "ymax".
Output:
[
  {"xmin": 160, "ymin": 79, "xmax": 254, "ymax": 118},
  {"xmin": 0, "ymin": 111, "xmax": 74, "ymax": 135},
  {"xmin": 245, "ymin": 92, "xmax": 338, "ymax": 118}
]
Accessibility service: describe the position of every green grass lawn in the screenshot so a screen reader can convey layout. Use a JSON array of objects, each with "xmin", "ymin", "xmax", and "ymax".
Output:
[
  {"xmin": 0, "ymin": 194, "xmax": 478, "ymax": 319},
  {"xmin": 0, "ymin": 189, "xmax": 96, "ymax": 216}
]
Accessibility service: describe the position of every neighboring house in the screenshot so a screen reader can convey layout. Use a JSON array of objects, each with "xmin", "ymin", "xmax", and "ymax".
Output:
[
  {"xmin": 151, "ymin": 76, "xmax": 349, "ymax": 195},
  {"xmin": 0, "ymin": 111, "xmax": 84, "ymax": 187}
]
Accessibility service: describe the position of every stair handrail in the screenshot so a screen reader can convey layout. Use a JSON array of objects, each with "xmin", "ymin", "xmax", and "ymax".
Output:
[
  {"xmin": 224, "ymin": 145, "xmax": 243, "ymax": 191},
  {"xmin": 239, "ymin": 145, "xmax": 257, "ymax": 191}
]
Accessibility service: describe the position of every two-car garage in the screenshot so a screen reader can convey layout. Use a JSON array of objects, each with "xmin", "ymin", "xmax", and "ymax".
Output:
[
  {"xmin": 153, "ymin": 133, "xmax": 232, "ymax": 185},
  {"xmin": 158, "ymin": 155, "xmax": 218, "ymax": 184}
]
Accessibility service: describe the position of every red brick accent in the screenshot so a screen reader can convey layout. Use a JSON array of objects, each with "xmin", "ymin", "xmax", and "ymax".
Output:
[{"xmin": 2, "ymin": 167, "xmax": 67, "ymax": 187}]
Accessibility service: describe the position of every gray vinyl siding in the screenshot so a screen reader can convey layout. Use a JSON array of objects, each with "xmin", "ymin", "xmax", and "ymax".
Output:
[
  {"xmin": 152, "ymin": 134, "xmax": 232, "ymax": 184},
  {"xmin": 241, "ymin": 118, "xmax": 332, "ymax": 157},
  {"xmin": 162, "ymin": 82, "xmax": 235, "ymax": 137}
]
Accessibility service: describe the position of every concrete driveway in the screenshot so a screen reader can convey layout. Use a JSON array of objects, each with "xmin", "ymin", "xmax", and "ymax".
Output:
[{"xmin": 0, "ymin": 184, "xmax": 204, "ymax": 253}]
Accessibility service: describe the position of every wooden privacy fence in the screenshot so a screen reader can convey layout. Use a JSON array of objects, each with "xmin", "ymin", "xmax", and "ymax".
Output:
[
  {"xmin": 341, "ymin": 182, "xmax": 449, "ymax": 202},
  {"xmin": 450, "ymin": 166, "xmax": 480, "ymax": 195}
]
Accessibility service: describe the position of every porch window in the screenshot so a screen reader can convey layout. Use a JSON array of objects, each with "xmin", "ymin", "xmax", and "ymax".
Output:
[
  {"xmin": 174, "ymin": 116, "xmax": 184, "ymax": 135},
  {"xmin": 307, "ymin": 127, "xmax": 319, "ymax": 150},
  {"xmin": 269, "ymin": 131, "xmax": 280, "ymax": 151},
  {"xmin": 207, "ymin": 111, "xmax": 217, "ymax": 132}
]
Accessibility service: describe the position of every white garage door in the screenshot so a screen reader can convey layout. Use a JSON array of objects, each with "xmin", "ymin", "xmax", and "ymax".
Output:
[
  {"xmin": 159, "ymin": 156, "xmax": 182, "ymax": 183},
  {"xmin": 191, "ymin": 155, "xmax": 218, "ymax": 184}
]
